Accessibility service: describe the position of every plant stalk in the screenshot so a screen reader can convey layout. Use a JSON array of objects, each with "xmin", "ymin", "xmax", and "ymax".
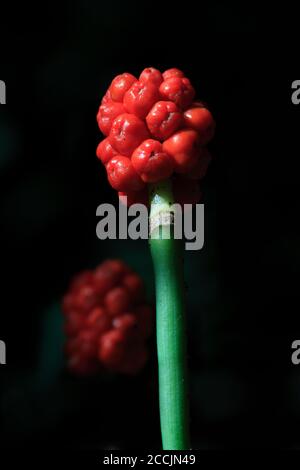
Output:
[{"xmin": 149, "ymin": 179, "xmax": 190, "ymax": 450}]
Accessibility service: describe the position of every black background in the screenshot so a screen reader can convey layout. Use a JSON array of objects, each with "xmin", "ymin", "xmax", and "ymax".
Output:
[{"xmin": 0, "ymin": 1, "xmax": 300, "ymax": 450}]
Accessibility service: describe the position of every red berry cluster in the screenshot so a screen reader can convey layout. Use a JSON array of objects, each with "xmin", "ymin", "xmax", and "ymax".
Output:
[
  {"xmin": 96, "ymin": 67, "xmax": 215, "ymax": 206},
  {"xmin": 62, "ymin": 259, "xmax": 153, "ymax": 376}
]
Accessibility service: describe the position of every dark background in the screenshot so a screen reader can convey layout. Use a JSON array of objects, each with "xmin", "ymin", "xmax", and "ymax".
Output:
[{"xmin": 0, "ymin": 1, "xmax": 300, "ymax": 450}]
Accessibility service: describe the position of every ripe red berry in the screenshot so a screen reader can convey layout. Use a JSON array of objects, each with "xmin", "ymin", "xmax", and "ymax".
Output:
[
  {"xmin": 74, "ymin": 285, "xmax": 99, "ymax": 313},
  {"xmin": 113, "ymin": 313, "xmax": 138, "ymax": 336},
  {"xmin": 104, "ymin": 286, "xmax": 131, "ymax": 317},
  {"xmin": 97, "ymin": 101, "xmax": 126, "ymax": 136},
  {"xmin": 139, "ymin": 67, "xmax": 163, "ymax": 87},
  {"xmin": 96, "ymin": 138, "xmax": 118, "ymax": 165},
  {"xmin": 159, "ymin": 77, "xmax": 195, "ymax": 109},
  {"xmin": 99, "ymin": 329, "xmax": 128, "ymax": 367},
  {"xmin": 101, "ymin": 90, "xmax": 112, "ymax": 105},
  {"xmin": 186, "ymin": 148, "xmax": 212, "ymax": 180},
  {"xmin": 109, "ymin": 73, "xmax": 137, "ymax": 102},
  {"xmin": 106, "ymin": 155, "xmax": 145, "ymax": 192},
  {"xmin": 183, "ymin": 105, "xmax": 215, "ymax": 144},
  {"xmin": 109, "ymin": 113, "xmax": 149, "ymax": 157},
  {"xmin": 162, "ymin": 68, "xmax": 185, "ymax": 80},
  {"xmin": 122, "ymin": 273, "xmax": 145, "ymax": 303},
  {"xmin": 86, "ymin": 307, "xmax": 111, "ymax": 335},
  {"xmin": 77, "ymin": 329, "xmax": 99, "ymax": 359},
  {"xmin": 131, "ymin": 139, "xmax": 174, "ymax": 183},
  {"xmin": 163, "ymin": 129, "xmax": 199, "ymax": 173},
  {"xmin": 69, "ymin": 270, "xmax": 94, "ymax": 292},
  {"xmin": 64, "ymin": 312, "xmax": 86, "ymax": 336},
  {"xmin": 123, "ymin": 81, "xmax": 160, "ymax": 119},
  {"xmin": 118, "ymin": 188, "xmax": 149, "ymax": 207},
  {"xmin": 146, "ymin": 101, "xmax": 182, "ymax": 141}
]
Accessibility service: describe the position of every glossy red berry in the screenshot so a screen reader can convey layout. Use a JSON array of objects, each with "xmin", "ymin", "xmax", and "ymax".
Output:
[
  {"xmin": 106, "ymin": 155, "xmax": 145, "ymax": 192},
  {"xmin": 96, "ymin": 138, "xmax": 118, "ymax": 165},
  {"xmin": 162, "ymin": 68, "xmax": 185, "ymax": 80},
  {"xmin": 99, "ymin": 329, "xmax": 128, "ymax": 367},
  {"xmin": 183, "ymin": 105, "xmax": 215, "ymax": 144},
  {"xmin": 97, "ymin": 101, "xmax": 126, "ymax": 136},
  {"xmin": 139, "ymin": 67, "xmax": 163, "ymax": 87},
  {"xmin": 124, "ymin": 81, "xmax": 160, "ymax": 119},
  {"xmin": 122, "ymin": 273, "xmax": 145, "ymax": 303},
  {"xmin": 109, "ymin": 113, "xmax": 149, "ymax": 157},
  {"xmin": 131, "ymin": 139, "xmax": 174, "ymax": 183},
  {"xmin": 104, "ymin": 286, "xmax": 131, "ymax": 317},
  {"xmin": 163, "ymin": 129, "xmax": 199, "ymax": 173},
  {"xmin": 86, "ymin": 307, "xmax": 111, "ymax": 335},
  {"xmin": 109, "ymin": 73, "xmax": 137, "ymax": 102},
  {"xmin": 159, "ymin": 77, "xmax": 195, "ymax": 109},
  {"xmin": 113, "ymin": 313, "xmax": 138, "ymax": 336},
  {"xmin": 146, "ymin": 101, "xmax": 182, "ymax": 141}
]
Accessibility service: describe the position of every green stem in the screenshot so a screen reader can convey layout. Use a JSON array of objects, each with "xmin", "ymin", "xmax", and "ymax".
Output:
[{"xmin": 149, "ymin": 179, "xmax": 190, "ymax": 450}]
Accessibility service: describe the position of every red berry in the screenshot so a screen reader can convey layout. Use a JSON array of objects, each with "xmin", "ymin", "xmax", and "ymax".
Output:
[
  {"xmin": 123, "ymin": 81, "xmax": 160, "ymax": 119},
  {"xmin": 77, "ymin": 329, "xmax": 99, "ymax": 359},
  {"xmin": 109, "ymin": 73, "xmax": 137, "ymax": 102},
  {"xmin": 69, "ymin": 270, "xmax": 93, "ymax": 292},
  {"xmin": 96, "ymin": 138, "xmax": 118, "ymax": 165},
  {"xmin": 99, "ymin": 329, "xmax": 128, "ymax": 367},
  {"xmin": 86, "ymin": 307, "xmax": 111, "ymax": 334},
  {"xmin": 64, "ymin": 312, "xmax": 86, "ymax": 336},
  {"xmin": 146, "ymin": 101, "xmax": 182, "ymax": 141},
  {"xmin": 162, "ymin": 68, "xmax": 185, "ymax": 80},
  {"xmin": 118, "ymin": 188, "xmax": 149, "ymax": 207},
  {"xmin": 101, "ymin": 259, "xmax": 130, "ymax": 277},
  {"xmin": 163, "ymin": 129, "xmax": 199, "ymax": 173},
  {"xmin": 113, "ymin": 313, "xmax": 138, "ymax": 336},
  {"xmin": 183, "ymin": 105, "xmax": 215, "ymax": 144},
  {"xmin": 109, "ymin": 113, "xmax": 149, "ymax": 157},
  {"xmin": 104, "ymin": 286, "xmax": 131, "ymax": 317},
  {"xmin": 101, "ymin": 90, "xmax": 112, "ymax": 104},
  {"xmin": 122, "ymin": 273, "xmax": 145, "ymax": 303},
  {"xmin": 106, "ymin": 155, "xmax": 145, "ymax": 192},
  {"xmin": 131, "ymin": 139, "xmax": 174, "ymax": 183},
  {"xmin": 172, "ymin": 175, "xmax": 202, "ymax": 206},
  {"xmin": 139, "ymin": 67, "xmax": 163, "ymax": 87},
  {"xmin": 97, "ymin": 101, "xmax": 126, "ymax": 136},
  {"xmin": 62, "ymin": 294, "xmax": 75, "ymax": 315},
  {"xmin": 74, "ymin": 285, "xmax": 99, "ymax": 314},
  {"xmin": 186, "ymin": 148, "xmax": 212, "ymax": 180},
  {"xmin": 159, "ymin": 77, "xmax": 195, "ymax": 109}
]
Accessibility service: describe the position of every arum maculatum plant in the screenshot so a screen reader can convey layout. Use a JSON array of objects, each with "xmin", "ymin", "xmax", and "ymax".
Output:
[{"xmin": 96, "ymin": 67, "xmax": 215, "ymax": 449}]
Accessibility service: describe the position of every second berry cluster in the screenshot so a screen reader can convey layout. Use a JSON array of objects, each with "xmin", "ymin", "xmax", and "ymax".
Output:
[
  {"xmin": 62, "ymin": 260, "xmax": 153, "ymax": 376},
  {"xmin": 96, "ymin": 67, "xmax": 215, "ymax": 206}
]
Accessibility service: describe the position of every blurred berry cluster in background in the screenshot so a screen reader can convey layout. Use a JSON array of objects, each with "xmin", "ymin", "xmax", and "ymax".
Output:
[{"xmin": 1, "ymin": 0, "xmax": 300, "ymax": 451}]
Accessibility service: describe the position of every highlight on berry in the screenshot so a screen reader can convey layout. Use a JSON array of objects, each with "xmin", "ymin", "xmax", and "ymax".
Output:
[
  {"xmin": 96, "ymin": 67, "xmax": 215, "ymax": 206},
  {"xmin": 62, "ymin": 259, "xmax": 154, "ymax": 376}
]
